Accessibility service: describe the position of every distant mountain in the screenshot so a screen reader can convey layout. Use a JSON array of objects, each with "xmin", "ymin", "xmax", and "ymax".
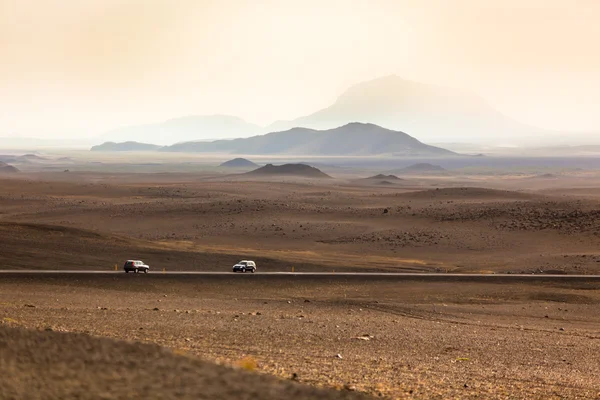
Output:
[
  {"xmin": 100, "ymin": 115, "xmax": 262, "ymax": 145},
  {"xmin": 0, "ymin": 161, "xmax": 19, "ymax": 173},
  {"xmin": 393, "ymin": 163, "xmax": 447, "ymax": 174},
  {"xmin": 161, "ymin": 123, "xmax": 456, "ymax": 156},
  {"xmin": 91, "ymin": 142, "xmax": 162, "ymax": 152},
  {"xmin": 244, "ymin": 163, "xmax": 331, "ymax": 179},
  {"xmin": 266, "ymin": 76, "xmax": 545, "ymax": 143},
  {"xmin": 219, "ymin": 158, "xmax": 259, "ymax": 168}
]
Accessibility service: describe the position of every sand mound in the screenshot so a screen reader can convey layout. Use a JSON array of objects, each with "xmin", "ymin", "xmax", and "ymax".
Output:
[
  {"xmin": 0, "ymin": 161, "xmax": 19, "ymax": 173},
  {"xmin": 0, "ymin": 326, "xmax": 368, "ymax": 400},
  {"xmin": 219, "ymin": 158, "xmax": 259, "ymax": 168},
  {"xmin": 399, "ymin": 187, "xmax": 537, "ymax": 200},
  {"xmin": 245, "ymin": 164, "xmax": 331, "ymax": 179}
]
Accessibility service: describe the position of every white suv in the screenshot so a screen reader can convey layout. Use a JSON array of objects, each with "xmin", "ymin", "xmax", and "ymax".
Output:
[
  {"xmin": 124, "ymin": 260, "xmax": 150, "ymax": 273},
  {"xmin": 232, "ymin": 260, "xmax": 256, "ymax": 273}
]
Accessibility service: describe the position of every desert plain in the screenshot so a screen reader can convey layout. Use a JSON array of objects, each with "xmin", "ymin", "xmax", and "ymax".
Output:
[{"xmin": 1, "ymin": 152, "xmax": 600, "ymax": 399}]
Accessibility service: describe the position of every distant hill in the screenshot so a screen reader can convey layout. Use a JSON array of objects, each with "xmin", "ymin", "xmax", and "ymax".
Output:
[
  {"xmin": 364, "ymin": 174, "xmax": 402, "ymax": 181},
  {"xmin": 528, "ymin": 173, "xmax": 559, "ymax": 179},
  {"xmin": 219, "ymin": 158, "xmax": 259, "ymax": 168},
  {"xmin": 91, "ymin": 141, "xmax": 162, "ymax": 152},
  {"xmin": 0, "ymin": 161, "xmax": 19, "ymax": 173},
  {"xmin": 393, "ymin": 163, "xmax": 447, "ymax": 175},
  {"xmin": 356, "ymin": 174, "xmax": 404, "ymax": 186},
  {"xmin": 99, "ymin": 115, "xmax": 262, "ymax": 145},
  {"xmin": 244, "ymin": 164, "xmax": 331, "ymax": 179},
  {"xmin": 0, "ymin": 154, "xmax": 47, "ymax": 164},
  {"xmin": 161, "ymin": 123, "xmax": 456, "ymax": 156},
  {"xmin": 266, "ymin": 75, "xmax": 546, "ymax": 143},
  {"xmin": 20, "ymin": 154, "xmax": 46, "ymax": 160},
  {"xmin": 15, "ymin": 154, "xmax": 47, "ymax": 163}
]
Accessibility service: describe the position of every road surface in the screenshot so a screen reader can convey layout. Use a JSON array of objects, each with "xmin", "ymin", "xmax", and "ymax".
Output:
[{"xmin": 1, "ymin": 270, "xmax": 600, "ymax": 283}]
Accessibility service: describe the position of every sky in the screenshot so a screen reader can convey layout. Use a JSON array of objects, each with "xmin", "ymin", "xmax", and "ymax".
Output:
[{"xmin": 1, "ymin": 0, "xmax": 599, "ymax": 139}]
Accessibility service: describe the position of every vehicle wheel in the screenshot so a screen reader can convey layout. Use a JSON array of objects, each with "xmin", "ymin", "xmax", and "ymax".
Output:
[
  {"xmin": 134, "ymin": 269, "xmax": 138, "ymax": 273},
  {"xmin": 144, "ymin": 269, "xmax": 148, "ymax": 274},
  {"xmin": 241, "ymin": 268, "xmax": 246, "ymax": 273},
  {"xmin": 251, "ymin": 269, "xmax": 255, "ymax": 273}
]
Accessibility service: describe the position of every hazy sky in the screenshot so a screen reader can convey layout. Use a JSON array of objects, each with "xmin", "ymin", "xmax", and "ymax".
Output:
[{"xmin": 1, "ymin": 0, "xmax": 599, "ymax": 138}]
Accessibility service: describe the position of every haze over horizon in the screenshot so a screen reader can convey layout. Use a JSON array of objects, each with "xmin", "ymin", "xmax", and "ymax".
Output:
[{"xmin": 1, "ymin": 0, "xmax": 599, "ymax": 142}]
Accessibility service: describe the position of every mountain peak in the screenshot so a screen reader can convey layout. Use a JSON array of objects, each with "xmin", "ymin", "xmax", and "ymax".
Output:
[{"xmin": 266, "ymin": 76, "xmax": 541, "ymax": 142}]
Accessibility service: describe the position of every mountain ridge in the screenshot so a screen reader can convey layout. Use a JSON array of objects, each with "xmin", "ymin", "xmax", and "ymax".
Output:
[
  {"xmin": 160, "ymin": 122, "xmax": 457, "ymax": 156},
  {"xmin": 94, "ymin": 76, "xmax": 566, "ymax": 146}
]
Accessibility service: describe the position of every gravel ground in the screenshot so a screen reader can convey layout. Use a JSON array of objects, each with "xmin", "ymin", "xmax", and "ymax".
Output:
[
  {"xmin": 0, "ymin": 325, "xmax": 371, "ymax": 400},
  {"xmin": 1, "ymin": 274, "xmax": 600, "ymax": 399}
]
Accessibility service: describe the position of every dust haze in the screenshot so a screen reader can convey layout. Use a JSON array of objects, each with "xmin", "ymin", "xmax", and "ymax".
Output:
[{"xmin": 1, "ymin": 1, "xmax": 600, "ymax": 399}]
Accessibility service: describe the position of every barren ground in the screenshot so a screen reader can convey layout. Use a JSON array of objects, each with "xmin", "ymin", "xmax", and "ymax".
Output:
[
  {"xmin": 1, "ymin": 169, "xmax": 600, "ymax": 274},
  {"xmin": 1, "ymin": 274, "xmax": 600, "ymax": 399},
  {"xmin": 1, "ymin": 164, "xmax": 600, "ymax": 398}
]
